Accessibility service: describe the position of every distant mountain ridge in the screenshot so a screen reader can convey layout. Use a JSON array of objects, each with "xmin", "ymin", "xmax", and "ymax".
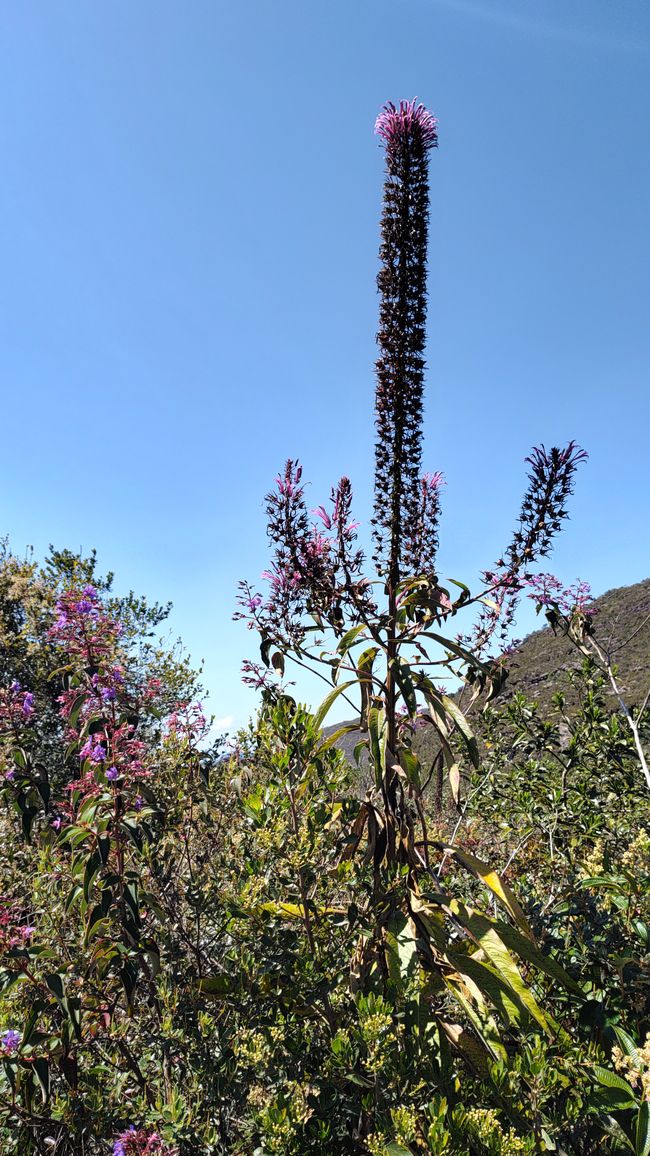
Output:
[{"xmin": 324, "ymin": 578, "xmax": 650, "ymax": 765}]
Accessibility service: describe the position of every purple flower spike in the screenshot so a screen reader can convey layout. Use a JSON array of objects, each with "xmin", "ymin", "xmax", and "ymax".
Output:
[{"xmin": 375, "ymin": 99, "xmax": 438, "ymax": 152}]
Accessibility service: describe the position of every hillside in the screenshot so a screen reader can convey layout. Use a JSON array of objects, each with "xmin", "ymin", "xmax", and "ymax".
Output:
[{"xmin": 325, "ymin": 577, "xmax": 650, "ymax": 766}]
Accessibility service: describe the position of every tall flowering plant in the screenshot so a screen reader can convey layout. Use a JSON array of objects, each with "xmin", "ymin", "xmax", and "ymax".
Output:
[
  {"xmin": 237, "ymin": 99, "xmax": 587, "ymax": 1069},
  {"xmin": 239, "ymin": 99, "xmax": 585, "ymax": 831}
]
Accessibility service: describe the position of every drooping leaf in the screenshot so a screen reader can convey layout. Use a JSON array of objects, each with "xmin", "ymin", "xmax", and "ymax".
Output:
[{"xmin": 313, "ymin": 681, "xmax": 356, "ymax": 730}]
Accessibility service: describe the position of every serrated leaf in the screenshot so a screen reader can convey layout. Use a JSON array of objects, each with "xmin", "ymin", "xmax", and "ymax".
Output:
[{"xmin": 593, "ymin": 1065, "xmax": 637, "ymax": 1110}]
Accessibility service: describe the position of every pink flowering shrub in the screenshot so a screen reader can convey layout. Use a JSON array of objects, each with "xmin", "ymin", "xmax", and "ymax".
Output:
[{"xmin": 0, "ymin": 552, "xmax": 218, "ymax": 1153}]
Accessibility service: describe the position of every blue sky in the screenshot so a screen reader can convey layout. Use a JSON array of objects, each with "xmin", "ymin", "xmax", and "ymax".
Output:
[{"xmin": 1, "ymin": 1, "xmax": 649, "ymax": 729}]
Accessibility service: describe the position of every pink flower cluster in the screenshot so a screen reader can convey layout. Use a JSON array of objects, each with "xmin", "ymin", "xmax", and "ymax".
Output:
[
  {"xmin": 47, "ymin": 587, "xmax": 160, "ymax": 810},
  {"xmin": 51, "ymin": 586, "xmax": 122, "ymax": 664},
  {"xmin": 0, "ymin": 681, "xmax": 35, "ymax": 736},
  {"xmin": 526, "ymin": 573, "xmax": 593, "ymax": 616},
  {"xmin": 113, "ymin": 1127, "xmax": 175, "ymax": 1156},
  {"xmin": 375, "ymin": 99, "xmax": 438, "ymax": 152},
  {"xmin": 0, "ymin": 901, "xmax": 34, "ymax": 950},
  {"xmin": 166, "ymin": 702, "xmax": 207, "ymax": 743}
]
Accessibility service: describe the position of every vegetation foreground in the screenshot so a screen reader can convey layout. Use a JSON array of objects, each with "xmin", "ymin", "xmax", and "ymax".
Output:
[{"xmin": 1, "ymin": 101, "xmax": 649, "ymax": 1154}]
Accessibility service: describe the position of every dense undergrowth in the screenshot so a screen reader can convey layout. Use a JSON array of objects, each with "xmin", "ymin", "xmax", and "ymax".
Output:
[{"xmin": 0, "ymin": 547, "xmax": 648, "ymax": 1154}]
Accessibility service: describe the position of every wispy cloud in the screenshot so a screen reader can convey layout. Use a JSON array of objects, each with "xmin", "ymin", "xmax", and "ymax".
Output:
[
  {"xmin": 430, "ymin": 0, "xmax": 650, "ymax": 58},
  {"xmin": 212, "ymin": 714, "xmax": 234, "ymax": 733}
]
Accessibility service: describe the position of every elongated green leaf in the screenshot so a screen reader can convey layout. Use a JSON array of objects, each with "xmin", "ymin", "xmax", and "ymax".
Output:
[
  {"xmin": 441, "ymin": 694, "xmax": 479, "ymax": 768},
  {"xmin": 613, "ymin": 1026, "xmax": 641, "ymax": 1064},
  {"xmin": 450, "ymin": 902, "xmax": 555, "ymax": 1035},
  {"xmin": 397, "ymin": 658, "xmax": 418, "ymax": 716},
  {"xmin": 420, "ymin": 630, "xmax": 490, "ymax": 674},
  {"xmin": 445, "ymin": 949, "xmax": 526, "ymax": 1029},
  {"xmin": 438, "ymin": 1020, "xmax": 491, "ymax": 1078},
  {"xmin": 637, "ymin": 1101, "xmax": 650, "ymax": 1156},
  {"xmin": 319, "ymin": 723, "xmax": 360, "ymax": 752},
  {"xmin": 313, "ymin": 681, "xmax": 356, "ymax": 730},
  {"xmin": 384, "ymin": 913, "xmax": 418, "ymax": 991},
  {"xmin": 443, "ymin": 845, "xmax": 534, "ymax": 940},
  {"xmin": 494, "ymin": 919, "xmax": 583, "ymax": 996},
  {"xmin": 368, "ymin": 706, "xmax": 387, "ymax": 783},
  {"xmin": 336, "ymin": 623, "xmax": 368, "ymax": 655},
  {"xmin": 33, "ymin": 1057, "xmax": 50, "ymax": 1102}
]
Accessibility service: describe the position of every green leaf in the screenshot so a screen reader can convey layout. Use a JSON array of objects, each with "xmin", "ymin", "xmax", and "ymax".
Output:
[
  {"xmin": 384, "ymin": 913, "xmax": 418, "ymax": 991},
  {"xmin": 336, "ymin": 623, "xmax": 368, "ymax": 655},
  {"xmin": 198, "ymin": 975, "xmax": 234, "ymax": 998},
  {"xmin": 394, "ymin": 658, "xmax": 417, "ymax": 717},
  {"xmin": 33, "ymin": 1057, "xmax": 50, "ymax": 1102},
  {"xmin": 613, "ymin": 1027, "xmax": 641, "ymax": 1064},
  {"xmin": 420, "ymin": 630, "xmax": 490, "ymax": 674},
  {"xmin": 313, "ymin": 681, "xmax": 356, "ymax": 730},
  {"xmin": 443, "ymin": 845, "xmax": 534, "ymax": 940},
  {"xmin": 368, "ymin": 705, "xmax": 387, "ymax": 783},
  {"xmin": 494, "ymin": 920, "xmax": 583, "ymax": 997},
  {"xmin": 593, "ymin": 1066, "xmax": 637, "ymax": 1110},
  {"xmin": 441, "ymin": 694, "xmax": 480, "ymax": 768},
  {"xmin": 319, "ymin": 723, "xmax": 360, "ymax": 752},
  {"xmin": 450, "ymin": 902, "xmax": 555, "ymax": 1035},
  {"xmin": 636, "ymin": 1101, "xmax": 650, "ymax": 1156},
  {"xmin": 400, "ymin": 748, "xmax": 421, "ymax": 791}
]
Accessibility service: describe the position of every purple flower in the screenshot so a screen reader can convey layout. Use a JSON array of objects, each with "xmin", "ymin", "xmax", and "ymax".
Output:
[
  {"xmin": 113, "ymin": 1127, "xmax": 135, "ymax": 1156},
  {"xmin": 51, "ymin": 817, "xmax": 63, "ymax": 832},
  {"xmin": 21, "ymin": 692, "xmax": 34, "ymax": 719},
  {"xmin": 5, "ymin": 769, "xmax": 15, "ymax": 782},
  {"xmin": 102, "ymin": 687, "xmax": 117, "ymax": 702},
  {"xmin": 134, "ymin": 795, "xmax": 144, "ymax": 812},
  {"xmin": 10, "ymin": 680, "xmax": 20, "ymax": 693},
  {"xmin": 1, "ymin": 1029, "xmax": 21, "ymax": 1054},
  {"xmin": 106, "ymin": 766, "xmax": 119, "ymax": 781},
  {"xmin": 375, "ymin": 99, "xmax": 438, "ymax": 152},
  {"xmin": 80, "ymin": 737, "xmax": 107, "ymax": 763}
]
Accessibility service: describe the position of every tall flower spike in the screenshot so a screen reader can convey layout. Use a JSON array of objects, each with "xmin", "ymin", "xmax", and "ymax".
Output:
[{"xmin": 371, "ymin": 100, "xmax": 438, "ymax": 583}]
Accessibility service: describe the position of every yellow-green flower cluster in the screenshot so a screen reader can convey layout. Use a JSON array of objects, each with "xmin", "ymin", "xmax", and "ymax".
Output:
[
  {"xmin": 621, "ymin": 828, "xmax": 650, "ymax": 874},
  {"xmin": 232, "ymin": 1028, "xmax": 271, "ymax": 1069},
  {"xmin": 463, "ymin": 1107, "xmax": 529, "ymax": 1154},
  {"xmin": 391, "ymin": 1105, "xmax": 419, "ymax": 1145},
  {"xmin": 612, "ymin": 1033, "xmax": 650, "ymax": 1103}
]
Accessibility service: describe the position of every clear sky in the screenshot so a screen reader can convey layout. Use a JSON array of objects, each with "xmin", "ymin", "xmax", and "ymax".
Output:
[{"xmin": 1, "ymin": 1, "xmax": 649, "ymax": 730}]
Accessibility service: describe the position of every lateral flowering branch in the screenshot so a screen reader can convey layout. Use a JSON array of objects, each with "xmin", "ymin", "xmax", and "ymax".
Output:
[
  {"xmin": 469, "ymin": 442, "xmax": 588, "ymax": 655},
  {"xmin": 235, "ymin": 462, "xmax": 374, "ymax": 661}
]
